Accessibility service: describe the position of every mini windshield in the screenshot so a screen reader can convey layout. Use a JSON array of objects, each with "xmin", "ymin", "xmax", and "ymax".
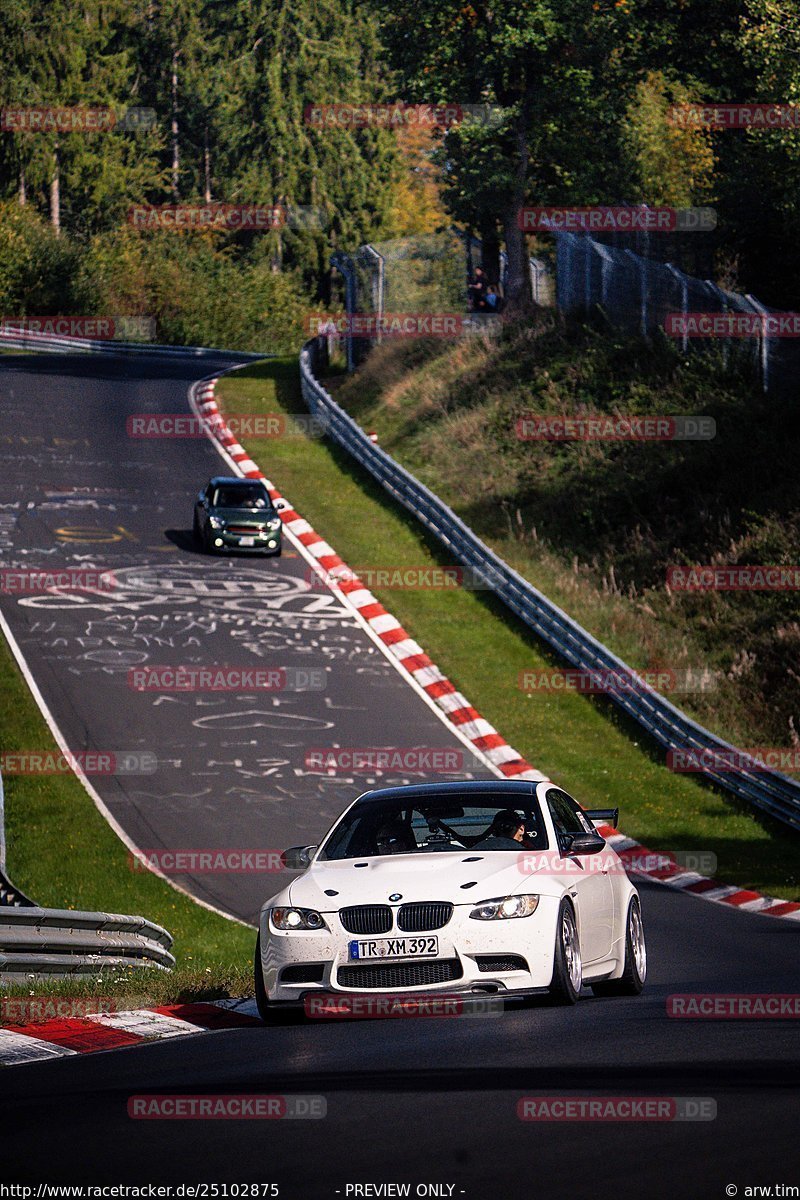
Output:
[
  {"xmin": 318, "ymin": 795, "xmax": 549, "ymax": 860},
  {"xmin": 212, "ymin": 484, "xmax": 270, "ymax": 510}
]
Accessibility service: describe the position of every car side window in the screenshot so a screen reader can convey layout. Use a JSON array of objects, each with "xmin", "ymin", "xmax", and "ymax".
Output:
[{"xmin": 546, "ymin": 788, "xmax": 589, "ymax": 837}]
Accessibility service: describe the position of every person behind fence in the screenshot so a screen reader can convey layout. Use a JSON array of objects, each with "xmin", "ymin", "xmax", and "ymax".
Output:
[
  {"xmin": 468, "ymin": 266, "xmax": 488, "ymax": 311},
  {"xmin": 485, "ymin": 285, "xmax": 501, "ymax": 312}
]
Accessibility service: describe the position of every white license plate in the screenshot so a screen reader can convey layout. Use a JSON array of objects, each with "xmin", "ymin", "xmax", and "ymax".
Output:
[
  {"xmin": 348, "ymin": 936, "xmax": 439, "ymax": 961},
  {"xmin": 238, "ymin": 536, "xmax": 255, "ymax": 546}
]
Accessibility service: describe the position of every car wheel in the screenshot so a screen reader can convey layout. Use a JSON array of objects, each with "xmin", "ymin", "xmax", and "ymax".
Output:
[
  {"xmin": 548, "ymin": 899, "xmax": 582, "ymax": 1005},
  {"xmin": 591, "ymin": 897, "xmax": 646, "ymax": 997},
  {"xmin": 203, "ymin": 525, "xmax": 216, "ymax": 555},
  {"xmin": 192, "ymin": 511, "xmax": 201, "ymax": 544}
]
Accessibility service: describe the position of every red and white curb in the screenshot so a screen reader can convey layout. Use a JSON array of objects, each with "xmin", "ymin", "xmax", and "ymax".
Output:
[
  {"xmin": 597, "ymin": 827, "xmax": 800, "ymax": 919},
  {"xmin": 0, "ymin": 999, "xmax": 261, "ymax": 1066},
  {"xmin": 191, "ymin": 377, "xmax": 544, "ymax": 785},
  {"xmin": 189, "ymin": 374, "xmax": 800, "ymax": 928}
]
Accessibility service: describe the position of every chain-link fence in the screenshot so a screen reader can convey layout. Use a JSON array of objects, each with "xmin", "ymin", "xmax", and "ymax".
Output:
[
  {"xmin": 332, "ymin": 226, "xmax": 794, "ymax": 395},
  {"xmin": 332, "ymin": 231, "xmax": 555, "ymax": 367},
  {"xmin": 556, "ymin": 230, "xmax": 799, "ymax": 396}
]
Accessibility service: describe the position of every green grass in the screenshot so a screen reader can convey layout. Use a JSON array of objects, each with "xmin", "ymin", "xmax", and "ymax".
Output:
[
  {"xmin": 333, "ymin": 320, "xmax": 800, "ymax": 754},
  {"xmin": 216, "ymin": 357, "xmax": 800, "ymax": 902},
  {"xmin": 0, "ymin": 633, "xmax": 256, "ymax": 974},
  {"xmin": 0, "ymin": 965, "xmax": 255, "ymax": 1022}
]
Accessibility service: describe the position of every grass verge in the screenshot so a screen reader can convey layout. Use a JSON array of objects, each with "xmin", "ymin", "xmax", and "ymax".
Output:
[
  {"xmin": 0, "ymin": 632, "xmax": 256, "ymax": 978},
  {"xmin": 217, "ymin": 357, "xmax": 800, "ymax": 901},
  {"xmin": 331, "ymin": 320, "xmax": 800, "ymax": 753},
  {"xmin": 0, "ymin": 965, "xmax": 254, "ymax": 1021}
]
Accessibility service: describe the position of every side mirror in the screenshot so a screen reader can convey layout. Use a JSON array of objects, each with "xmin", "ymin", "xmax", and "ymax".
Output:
[
  {"xmin": 561, "ymin": 832, "xmax": 606, "ymax": 856},
  {"xmin": 281, "ymin": 845, "xmax": 318, "ymax": 870}
]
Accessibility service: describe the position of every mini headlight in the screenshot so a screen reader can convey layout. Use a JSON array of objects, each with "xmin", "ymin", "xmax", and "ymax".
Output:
[
  {"xmin": 469, "ymin": 894, "xmax": 539, "ymax": 921},
  {"xmin": 271, "ymin": 907, "xmax": 325, "ymax": 931},
  {"xmin": 267, "ymin": 518, "xmax": 282, "ymax": 530},
  {"xmin": 209, "ymin": 515, "xmax": 224, "ymax": 530}
]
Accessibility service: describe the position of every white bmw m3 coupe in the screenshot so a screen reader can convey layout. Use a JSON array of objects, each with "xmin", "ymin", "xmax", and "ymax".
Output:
[{"xmin": 254, "ymin": 780, "xmax": 646, "ymax": 1018}]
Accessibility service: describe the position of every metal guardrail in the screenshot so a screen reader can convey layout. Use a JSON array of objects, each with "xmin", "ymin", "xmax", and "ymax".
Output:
[
  {"xmin": 0, "ymin": 765, "xmax": 174, "ymax": 972},
  {"xmin": 0, "ymin": 326, "xmax": 262, "ymax": 359},
  {"xmin": 0, "ymin": 908, "xmax": 175, "ymax": 978},
  {"xmin": 300, "ymin": 336, "xmax": 800, "ymax": 833}
]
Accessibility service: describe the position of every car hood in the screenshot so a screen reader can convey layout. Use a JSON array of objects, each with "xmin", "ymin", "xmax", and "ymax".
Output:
[{"xmin": 287, "ymin": 851, "xmax": 561, "ymax": 910}]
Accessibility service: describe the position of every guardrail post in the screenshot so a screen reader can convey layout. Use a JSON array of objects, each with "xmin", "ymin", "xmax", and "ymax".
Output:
[
  {"xmin": 665, "ymin": 263, "xmax": 689, "ymax": 353},
  {"xmin": 364, "ymin": 244, "xmax": 385, "ymax": 344},
  {"xmin": 624, "ymin": 249, "xmax": 648, "ymax": 336},
  {"xmin": 744, "ymin": 293, "xmax": 771, "ymax": 393},
  {"xmin": 705, "ymin": 281, "xmax": 731, "ymax": 371},
  {"xmin": 331, "ymin": 251, "xmax": 358, "ymax": 372}
]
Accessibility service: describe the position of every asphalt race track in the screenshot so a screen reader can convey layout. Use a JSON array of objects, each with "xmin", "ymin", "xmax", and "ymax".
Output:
[
  {"xmin": 1, "ymin": 352, "xmax": 799, "ymax": 1198},
  {"xmin": 0, "ymin": 351, "xmax": 489, "ymax": 921}
]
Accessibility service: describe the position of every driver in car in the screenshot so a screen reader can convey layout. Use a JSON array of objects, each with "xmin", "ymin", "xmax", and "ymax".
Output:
[
  {"xmin": 471, "ymin": 810, "xmax": 526, "ymax": 850},
  {"xmin": 375, "ymin": 821, "xmax": 414, "ymax": 855}
]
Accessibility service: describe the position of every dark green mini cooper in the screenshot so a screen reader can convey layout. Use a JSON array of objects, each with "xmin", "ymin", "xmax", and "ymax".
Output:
[{"xmin": 193, "ymin": 476, "xmax": 282, "ymax": 556}]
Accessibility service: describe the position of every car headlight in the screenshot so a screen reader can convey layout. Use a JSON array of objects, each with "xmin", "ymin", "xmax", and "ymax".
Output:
[
  {"xmin": 267, "ymin": 518, "xmax": 281, "ymax": 531},
  {"xmin": 208, "ymin": 515, "xmax": 224, "ymax": 530},
  {"xmin": 469, "ymin": 895, "xmax": 539, "ymax": 920},
  {"xmin": 271, "ymin": 907, "xmax": 326, "ymax": 931}
]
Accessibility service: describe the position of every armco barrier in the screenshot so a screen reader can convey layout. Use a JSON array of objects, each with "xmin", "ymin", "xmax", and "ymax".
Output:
[
  {"xmin": 0, "ymin": 766, "xmax": 174, "ymax": 973},
  {"xmin": 0, "ymin": 325, "xmax": 263, "ymax": 359},
  {"xmin": 300, "ymin": 336, "xmax": 800, "ymax": 833},
  {"xmin": 0, "ymin": 908, "xmax": 175, "ymax": 979}
]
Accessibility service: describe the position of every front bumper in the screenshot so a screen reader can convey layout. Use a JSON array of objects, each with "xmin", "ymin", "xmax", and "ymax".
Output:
[
  {"xmin": 210, "ymin": 528, "xmax": 282, "ymax": 553},
  {"xmin": 260, "ymin": 897, "xmax": 561, "ymax": 1003}
]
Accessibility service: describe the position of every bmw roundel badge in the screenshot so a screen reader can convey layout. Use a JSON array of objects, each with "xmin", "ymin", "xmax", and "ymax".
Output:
[{"xmin": 389, "ymin": 893, "xmax": 402, "ymax": 901}]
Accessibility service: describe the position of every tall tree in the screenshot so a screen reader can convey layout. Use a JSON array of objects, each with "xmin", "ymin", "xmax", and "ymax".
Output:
[{"xmin": 373, "ymin": 0, "xmax": 634, "ymax": 310}]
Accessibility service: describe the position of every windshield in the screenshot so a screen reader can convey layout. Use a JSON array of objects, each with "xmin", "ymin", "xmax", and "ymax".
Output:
[
  {"xmin": 212, "ymin": 484, "xmax": 271, "ymax": 510},
  {"xmin": 318, "ymin": 795, "xmax": 549, "ymax": 860}
]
